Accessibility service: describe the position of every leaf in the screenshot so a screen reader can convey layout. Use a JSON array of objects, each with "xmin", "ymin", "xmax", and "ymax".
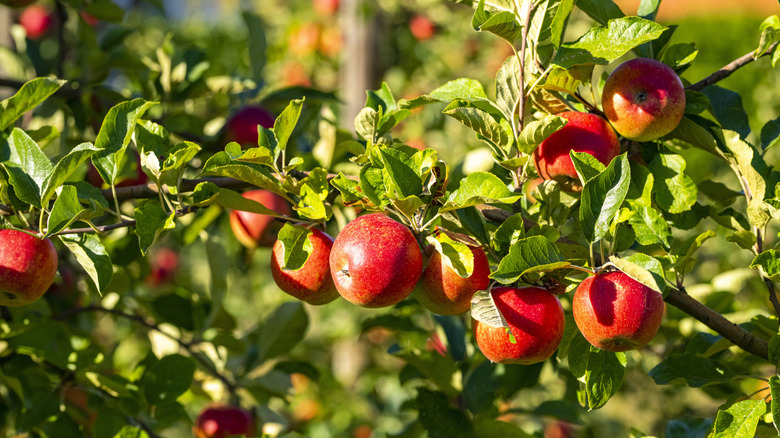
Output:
[
  {"xmin": 575, "ymin": 0, "xmax": 624, "ymax": 25},
  {"xmin": 648, "ymin": 152, "xmax": 697, "ymax": 214},
  {"xmin": 627, "ymin": 202, "xmax": 672, "ymax": 249},
  {"xmin": 277, "ymin": 223, "xmax": 313, "ymax": 271},
  {"xmin": 134, "ymin": 201, "xmax": 173, "ymax": 254},
  {"xmin": 379, "ymin": 147, "xmax": 424, "ymax": 199},
  {"xmin": 442, "ymin": 100, "xmax": 513, "ymax": 154},
  {"xmin": 517, "ymin": 114, "xmax": 568, "ymax": 154},
  {"xmin": 551, "ymin": 17, "xmax": 666, "ymax": 69},
  {"xmin": 398, "ymin": 78, "xmax": 490, "ymax": 110},
  {"xmin": 472, "ymin": 0, "xmax": 522, "ymax": 44},
  {"xmin": 426, "ymin": 232, "xmax": 475, "ymax": 278},
  {"xmin": 45, "ymin": 185, "xmax": 101, "ymax": 236},
  {"xmin": 141, "ymin": 354, "xmax": 196, "ymax": 405},
  {"xmin": 92, "ymin": 99, "xmax": 157, "ymax": 185},
  {"xmin": 672, "ymin": 230, "xmax": 716, "ymax": 277},
  {"xmin": 158, "ymin": 142, "xmax": 201, "ymax": 190},
  {"xmin": 330, "ymin": 173, "xmax": 363, "ymax": 204},
  {"xmin": 570, "ymin": 150, "xmax": 606, "ymax": 185},
  {"xmin": 0, "ymin": 77, "xmax": 66, "ymax": 131},
  {"xmin": 358, "ymin": 165, "xmax": 389, "ymax": 208},
  {"xmin": 660, "ymin": 43, "xmax": 699, "ymax": 69},
  {"xmin": 709, "ymin": 399, "xmax": 765, "ymax": 438},
  {"xmin": 417, "ymin": 388, "xmax": 476, "ymax": 438},
  {"xmin": 702, "ymin": 86, "xmax": 751, "ymax": 140},
  {"xmin": 579, "ymin": 153, "xmax": 631, "ymax": 244},
  {"xmin": 495, "ymin": 54, "xmax": 522, "ymax": 126},
  {"xmin": 771, "ymin": 375, "xmax": 780, "ymax": 434},
  {"xmin": 2, "ymin": 128, "xmax": 54, "ymax": 207},
  {"xmin": 354, "ymin": 107, "xmax": 379, "ymax": 143},
  {"xmin": 760, "ymin": 116, "xmax": 780, "ymax": 150},
  {"xmin": 721, "ymin": 129, "xmax": 767, "ymax": 203},
  {"xmin": 242, "ymin": 11, "xmax": 267, "ymax": 81},
  {"xmin": 569, "ymin": 334, "xmax": 626, "ymax": 410},
  {"xmin": 441, "ymin": 171, "xmax": 521, "ymax": 212},
  {"xmin": 492, "ymin": 212, "xmax": 526, "ymax": 254},
  {"xmin": 664, "ymin": 116, "xmax": 724, "ymax": 159},
  {"xmin": 550, "ymin": 0, "xmax": 575, "ymax": 48},
  {"xmin": 59, "ymin": 233, "xmax": 113, "ymax": 293},
  {"xmin": 608, "ymin": 254, "xmax": 665, "ymax": 294},
  {"xmin": 490, "ymin": 236, "xmax": 569, "ymax": 284},
  {"xmin": 274, "ymin": 99, "xmax": 304, "ymax": 152},
  {"xmin": 755, "ymin": 15, "xmax": 780, "ymax": 59},
  {"xmin": 201, "ymin": 151, "xmax": 286, "ymax": 199},
  {"xmin": 41, "ymin": 142, "xmax": 100, "ymax": 207},
  {"xmin": 750, "ymin": 250, "xmax": 780, "ymax": 282},
  {"xmin": 470, "ymin": 289, "xmax": 508, "ymax": 329},
  {"xmin": 648, "ymin": 353, "xmax": 734, "ymax": 387},
  {"xmin": 254, "ymin": 302, "xmax": 309, "ymax": 363}
]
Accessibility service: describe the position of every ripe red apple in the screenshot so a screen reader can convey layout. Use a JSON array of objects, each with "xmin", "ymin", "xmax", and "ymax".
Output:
[
  {"xmin": 19, "ymin": 4, "xmax": 53, "ymax": 40},
  {"xmin": 146, "ymin": 247, "xmax": 179, "ymax": 287},
  {"xmin": 270, "ymin": 228, "xmax": 339, "ymax": 305},
  {"xmin": 572, "ymin": 271, "xmax": 665, "ymax": 352},
  {"xmin": 224, "ymin": 105, "xmax": 276, "ymax": 148},
  {"xmin": 414, "ymin": 245, "xmax": 490, "ymax": 315},
  {"xmin": 288, "ymin": 22, "xmax": 321, "ymax": 56},
  {"xmin": 194, "ymin": 404, "xmax": 255, "ymax": 438},
  {"xmin": 329, "ymin": 214, "xmax": 423, "ymax": 308},
  {"xmin": 313, "ymin": 0, "xmax": 339, "ymax": 16},
  {"xmin": 601, "ymin": 57, "xmax": 686, "ymax": 142},
  {"xmin": 409, "ymin": 15, "xmax": 435, "ymax": 41},
  {"xmin": 229, "ymin": 190, "xmax": 292, "ymax": 249},
  {"xmin": 532, "ymin": 111, "xmax": 620, "ymax": 190},
  {"xmin": 473, "ymin": 286, "xmax": 564, "ymax": 364},
  {"xmin": 0, "ymin": 229, "xmax": 58, "ymax": 307}
]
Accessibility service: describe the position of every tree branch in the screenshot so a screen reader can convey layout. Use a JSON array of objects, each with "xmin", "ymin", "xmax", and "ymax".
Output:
[{"xmin": 687, "ymin": 42, "xmax": 778, "ymax": 92}]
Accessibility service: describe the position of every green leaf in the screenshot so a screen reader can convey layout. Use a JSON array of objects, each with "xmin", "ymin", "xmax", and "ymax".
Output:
[
  {"xmin": 213, "ymin": 188, "xmax": 287, "ymax": 217},
  {"xmin": 134, "ymin": 201, "xmax": 173, "ymax": 254},
  {"xmin": 243, "ymin": 11, "xmax": 267, "ymax": 81},
  {"xmin": 609, "ymin": 254, "xmax": 666, "ymax": 294},
  {"xmin": 551, "ymin": 17, "xmax": 666, "ymax": 69},
  {"xmin": 142, "ymin": 354, "xmax": 196, "ymax": 405},
  {"xmin": 2, "ymin": 128, "xmax": 54, "ymax": 207},
  {"xmin": 710, "ymin": 399, "xmax": 765, "ymax": 438},
  {"xmin": 92, "ymin": 99, "xmax": 157, "ymax": 185},
  {"xmin": 648, "ymin": 152, "xmax": 697, "ymax": 214},
  {"xmin": 702, "ymin": 86, "xmax": 751, "ymax": 140},
  {"xmin": 575, "ymin": 0, "xmax": 624, "ymax": 25},
  {"xmin": 580, "ymin": 153, "xmax": 631, "ymax": 244},
  {"xmin": 627, "ymin": 202, "xmax": 672, "ymax": 249},
  {"xmin": 417, "ymin": 388, "xmax": 476, "ymax": 438},
  {"xmin": 495, "ymin": 56, "xmax": 522, "ymax": 128},
  {"xmin": 60, "ymin": 233, "xmax": 113, "ymax": 293},
  {"xmin": 771, "ymin": 375, "xmax": 780, "ymax": 434},
  {"xmin": 750, "ymin": 250, "xmax": 780, "ymax": 282},
  {"xmin": 45, "ymin": 185, "xmax": 100, "ymax": 236},
  {"xmin": 664, "ymin": 116, "xmax": 725, "ymax": 159},
  {"xmin": 539, "ymin": 66, "xmax": 584, "ymax": 96},
  {"xmin": 470, "ymin": 289, "xmax": 509, "ymax": 329},
  {"xmin": 492, "ymin": 212, "xmax": 526, "ymax": 254},
  {"xmin": 330, "ymin": 173, "xmax": 363, "ymax": 204},
  {"xmin": 721, "ymin": 129, "xmax": 767, "ymax": 204},
  {"xmin": 426, "ymin": 233, "xmax": 474, "ymax": 278},
  {"xmin": 490, "ymin": 236, "xmax": 569, "ymax": 284},
  {"xmin": 648, "ymin": 353, "xmax": 734, "ymax": 387},
  {"xmin": 517, "ymin": 114, "xmax": 568, "ymax": 154},
  {"xmin": 201, "ymin": 151, "xmax": 286, "ymax": 199},
  {"xmin": 136, "ymin": 119, "xmax": 171, "ymax": 158},
  {"xmin": 755, "ymin": 15, "xmax": 780, "ymax": 59},
  {"xmin": 158, "ymin": 142, "xmax": 201, "ymax": 190},
  {"xmin": 274, "ymin": 99, "xmax": 304, "ymax": 153},
  {"xmin": 472, "ymin": 0, "xmax": 522, "ymax": 44},
  {"xmin": 569, "ymin": 334, "xmax": 626, "ymax": 410},
  {"xmin": 442, "ymin": 100, "xmax": 513, "ymax": 154},
  {"xmin": 277, "ymin": 223, "xmax": 313, "ymax": 271},
  {"xmin": 550, "ymin": 0, "xmax": 575, "ymax": 48},
  {"xmin": 441, "ymin": 171, "xmax": 521, "ymax": 212},
  {"xmin": 254, "ymin": 302, "xmax": 309, "ymax": 363},
  {"xmin": 660, "ymin": 43, "xmax": 698, "ymax": 69},
  {"xmin": 379, "ymin": 147, "xmax": 424, "ymax": 199},
  {"xmin": 474, "ymin": 418, "xmax": 533, "ymax": 438},
  {"xmin": 359, "ymin": 165, "xmax": 389, "ymax": 208},
  {"xmin": 41, "ymin": 142, "xmax": 100, "ymax": 207},
  {"xmin": 671, "ymin": 230, "xmax": 716, "ymax": 277},
  {"xmin": 398, "ymin": 78, "xmax": 491, "ymax": 110},
  {"xmin": 0, "ymin": 77, "xmax": 66, "ymax": 131},
  {"xmin": 760, "ymin": 116, "xmax": 780, "ymax": 150},
  {"xmin": 113, "ymin": 426, "xmax": 150, "ymax": 438},
  {"xmin": 570, "ymin": 150, "xmax": 606, "ymax": 185},
  {"xmin": 354, "ymin": 107, "xmax": 379, "ymax": 143}
]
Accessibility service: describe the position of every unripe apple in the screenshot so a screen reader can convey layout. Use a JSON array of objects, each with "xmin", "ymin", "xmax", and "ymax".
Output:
[
  {"xmin": 533, "ymin": 111, "xmax": 620, "ymax": 190},
  {"xmin": 473, "ymin": 286, "xmax": 564, "ymax": 364},
  {"xmin": 19, "ymin": 4, "xmax": 53, "ymax": 40},
  {"xmin": 0, "ymin": 229, "xmax": 58, "ymax": 307},
  {"xmin": 572, "ymin": 271, "xmax": 665, "ymax": 352},
  {"xmin": 601, "ymin": 57, "xmax": 686, "ymax": 142},
  {"xmin": 194, "ymin": 404, "xmax": 256, "ymax": 438},
  {"xmin": 329, "ymin": 214, "xmax": 423, "ymax": 308},
  {"xmin": 409, "ymin": 15, "xmax": 435, "ymax": 41},
  {"xmin": 229, "ymin": 190, "xmax": 292, "ymax": 249},
  {"xmin": 414, "ymin": 245, "xmax": 490, "ymax": 315},
  {"xmin": 271, "ymin": 228, "xmax": 339, "ymax": 305},
  {"xmin": 224, "ymin": 106, "xmax": 276, "ymax": 148}
]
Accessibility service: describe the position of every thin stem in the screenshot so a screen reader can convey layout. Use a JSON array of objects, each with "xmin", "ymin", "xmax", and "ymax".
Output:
[{"xmin": 688, "ymin": 43, "xmax": 778, "ymax": 92}]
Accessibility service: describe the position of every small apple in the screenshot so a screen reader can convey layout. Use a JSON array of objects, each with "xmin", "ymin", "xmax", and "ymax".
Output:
[
  {"xmin": 318, "ymin": 25, "xmax": 342, "ymax": 57},
  {"xmin": 313, "ymin": 0, "xmax": 339, "ymax": 16},
  {"xmin": 194, "ymin": 404, "xmax": 255, "ymax": 438},
  {"xmin": 281, "ymin": 61, "xmax": 311, "ymax": 88},
  {"xmin": 146, "ymin": 247, "xmax": 179, "ymax": 287},
  {"xmin": 19, "ymin": 4, "xmax": 53, "ymax": 40},
  {"xmin": 532, "ymin": 111, "xmax": 620, "ymax": 190},
  {"xmin": 414, "ymin": 245, "xmax": 490, "ymax": 315},
  {"xmin": 572, "ymin": 271, "xmax": 665, "ymax": 352},
  {"xmin": 224, "ymin": 105, "xmax": 276, "ymax": 148},
  {"xmin": 271, "ymin": 228, "xmax": 339, "ymax": 305},
  {"xmin": 473, "ymin": 286, "xmax": 564, "ymax": 364},
  {"xmin": 544, "ymin": 420, "xmax": 575, "ymax": 438},
  {"xmin": 601, "ymin": 57, "xmax": 686, "ymax": 142},
  {"xmin": 409, "ymin": 15, "xmax": 435, "ymax": 41},
  {"xmin": 288, "ymin": 22, "xmax": 321, "ymax": 56},
  {"xmin": 0, "ymin": 229, "xmax": 58, "ymax": 307},
  {"xmin": 329, "ymin": 214, "xmax": 423, "ymax": 308},
  {"xmin": 229, "ymin": 190, "xmax": 292, "ymax": 249}
]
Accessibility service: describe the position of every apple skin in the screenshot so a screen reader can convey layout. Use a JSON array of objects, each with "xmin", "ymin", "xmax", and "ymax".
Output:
[
  {"xmin": 229, "ymin": 190, "xmax": 292, "ymax": 249},
  {"xmin": 473, "ymin": 286, "xmax": 564, "ymax": 365},
  {"xmin": 146, "ymin": 247, "xmax": 179, "ymax": 287},
  {"xmin": 414, "ymin": 245, "xmax": 490, "ymax": 315},
  {"xmin": 19, "ymin": 5, "xmax": 53, "ymax": 40},
  {"xmin": 409, "ymin": 15, "xmax": 435, "ymax": 41},
  {"xmin": 329, "ymin": 214, "xmax": 423, "ymax": 308},
  {"xmin": 224, "ymin": 106, "xmax": 276, "ymax": 148},
  {"xmin": 271, "ymin": 228, "xmax": 340, "ymax": 305},
  {"xmin": 602, "ymin": 57, "xmax": 686, "ymax": 142},
  {"xmin": 0, "ymin": 229, "xmax": 58, "ymax": 307},
  {"xmin": 194, "ymin": 404, "xmax": 256, "ymax": 438},
  {"xmin": 572, "ymin": 271, "xmax": 665, "ymax": 352},
  {"xmin": 313, "ymin": 0, "xmax": 339, "ymax": 16},
  {"xmin": 533, "ymin": 111, "xmax": 620, "ymax": 190}
]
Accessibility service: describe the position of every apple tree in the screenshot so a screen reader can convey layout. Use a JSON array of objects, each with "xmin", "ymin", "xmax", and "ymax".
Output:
[{"xmin": 0, "ymin": 0, "xmax": 779, "ymax": 437}]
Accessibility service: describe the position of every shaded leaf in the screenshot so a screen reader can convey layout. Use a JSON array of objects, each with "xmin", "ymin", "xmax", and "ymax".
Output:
[
  {"xmin": 569, "ymin": 334, "xmax": 626, "ymax": 410},
  {"xmin": 441, "ymin": 171, "xmax": 521, "ymax": 212},
  {"xmin": 60, "ymin": 233, "xmax": 113, "ymax": 293},
  {"xmin": 580, "ymin": 154, "xmax": 631, "ymax": 244},
  {"xmin": 649, "ymin": 353, "xmax": 734, "ymax": 387}
]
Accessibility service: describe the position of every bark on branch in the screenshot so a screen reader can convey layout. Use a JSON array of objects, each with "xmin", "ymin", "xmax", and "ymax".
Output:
[{"xmin": 687, "ymin": 42, "xmax": 778, "ymax": 92}]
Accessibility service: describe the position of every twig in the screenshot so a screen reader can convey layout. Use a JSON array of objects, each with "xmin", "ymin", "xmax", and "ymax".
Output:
[{"xmin": 687, "ymin": 42, "xmax": 778, "ymax": 92}]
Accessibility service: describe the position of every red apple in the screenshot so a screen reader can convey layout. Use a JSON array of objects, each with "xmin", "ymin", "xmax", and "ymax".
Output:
[
  {"xmin": 409, "ymin": 15, "xmax": 435, "ymax": 41},
  {"xmin": 473, "ymin": 286, "xmax": 564, "ymax": 364},
  {"xmin": 0, "ymin": 229, "xmax": 58, "ymax": 307},
  {"xmin": 224, "ymin": 106, "xmax": 276, "ymax": 148},
  {"xmin": 79, "ymin": 11, "xmax": 99, "ymax": 26},
  {"xmin": 601, "ymin": 57, "xmax": 686, "ymax": 142},
  {"xmin": 572, "ymin": 271, "xmax": 665, "ymax": 352},
  {"xmin": 288, "ymin": 22, "xmax": 321, "ymax": 56},
  {"xmin": 229, "ymin": 190, "xmax": 292, "ymax": 249},
  {"xmin": 329, "ymin": 214, "xmax": 423, "ymax": 308},
  {"xmin": 194, "ymin": 404, "xmax": 256, "ymax": 438},
  {"xmin": 544, "ymin": 420, "xmax": 575, "ymax": 438},
  {"xmin": 271, "ymin": 228, "xmax": 339, "ymax": 305},
  {"xmin": 19, "ymin": 4, "xmax": 53, "ymax": 40},
  {"xmin": 414, "ymin": 245, "xmax": 490, "ymax": 315},
  {"xmin": 313, "ymin": 0, "xmax": 339, "ymax": 16},
  {"xmin": 146, "ymin": 247, "xmax": 179, "ymax": 287},
  {"xmin": 318, "ymin": 25, "xmax": 342, "ymax": 57},
  {"xmin": 532, "ymin": 111, "xmax": 620, "ymax": 190},
  {"xmin": 281, "ymin": 61, "xmax": 311, "ymax": 88}
]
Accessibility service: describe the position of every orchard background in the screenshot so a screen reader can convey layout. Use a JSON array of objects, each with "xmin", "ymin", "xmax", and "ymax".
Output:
[{"xmin": 0, "ymin": 0, "xmax": 779, "ymax": 437}]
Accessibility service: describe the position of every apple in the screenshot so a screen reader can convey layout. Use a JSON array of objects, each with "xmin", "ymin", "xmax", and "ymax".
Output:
[
  {"xmin": 318, "ymin": 25, "xmax": 342, "ymax": 57},
  {"xmin": 19, "ymin": 4, "xmax": 53, "ymax": 40},
  {"xmin": 229, "ymin": 190, "xmax": 292, "ymax": 248},
  {"xmin": 313, "ymin": 0, "xmax": 339, "ymax": 16},
  {"xmin": 0, "ymin": 229, "xmax": 58, "ymax": 307},
  {"xmin": 194, "ymin": 404, "xmax": 255, "ymax": 438},
  {"xmin": 601, "ymin": 57, "xmax": 686, "ymax": 142},
  {"xmin": 409, "ymin": 15, "xmax": 435, "ymax": 41},
  {"xmin": 532, "ymin": 111, "xmax": 620, "ymax": 190},
  {"xmin": 544, "ymin": 420, "xmax": 575, "ymax": 438},
  {"xmin": 288, "ymin": 22, "xmax": 321, "ymax": 56},
  {"xmin": 572, "ymin": 271, "xmax": 665, "ymax": 352},
  {"xmin": 281, "ymin": 61, "xmax": 311, "ymax": 88},
  {"xmin": 329, "ymin": 213, "xmax": 423, "ymax": 308},
  {"xmin": 473, "ymin": 286, "xmax": 564, "ymax": 364},
  {"xmin": 79, "ymin": 11, "xmax": 99, "ymax": 27},
  {"xmin": 86, "ymin": 150, "xmax": 148, "ymax": 189},
  {"xmin": 224, "ymin": 105, "xmax": 276, "ymax": 148},
  {"xmin": 146, "ymin": 247, "xmax": 179, "ymax": 287},
  {"xmin": 270, "ymin": 228, "xmax": 339, "ymax": 305},
  {"xmin": 414, "ymin": 245, "xmax": 490, "ymax": 315}
]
